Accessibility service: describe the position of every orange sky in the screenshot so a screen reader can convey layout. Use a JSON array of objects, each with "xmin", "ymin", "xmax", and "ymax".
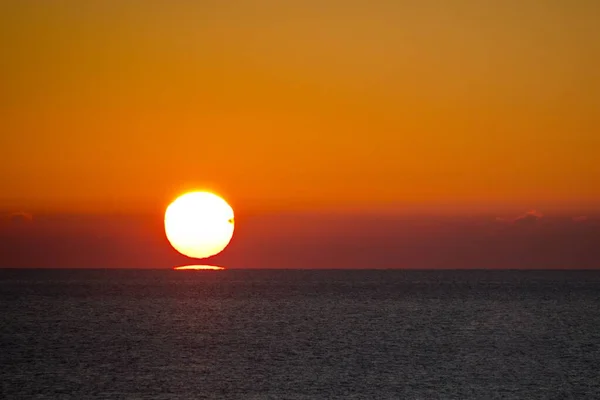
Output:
[{"xmin": 1, "ymin": 1, "xmax": 599, "ymax": 214}]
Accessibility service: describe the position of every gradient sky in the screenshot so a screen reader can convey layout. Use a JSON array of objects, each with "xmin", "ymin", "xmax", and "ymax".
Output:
[
  {"xmin": 1, "ymin": 1, "xmax": 599, "ymax": 268},
  {"xmin": 1, "ymin": 0, "xmax": 599, "ymax": 214}
]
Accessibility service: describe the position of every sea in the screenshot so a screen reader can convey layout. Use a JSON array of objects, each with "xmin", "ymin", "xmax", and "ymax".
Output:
[{"xmin": 1, "ymin": 269, "xmax": 599, "ymax": 399}]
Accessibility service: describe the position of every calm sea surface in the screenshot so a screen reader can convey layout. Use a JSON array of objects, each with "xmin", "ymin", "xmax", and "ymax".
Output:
[{"xmin": 1, "ymin": 269, "xmax": 599, "ymax": 399}]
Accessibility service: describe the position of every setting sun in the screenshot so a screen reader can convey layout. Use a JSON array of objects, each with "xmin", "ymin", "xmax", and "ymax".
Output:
[{"xmin": 164, "ymin": 191, "xmax": 234, "ymax": 259}]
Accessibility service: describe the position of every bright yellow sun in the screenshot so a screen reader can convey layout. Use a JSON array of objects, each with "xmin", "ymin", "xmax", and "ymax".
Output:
[{"xmin": 164, "ymin": 191, "xmax": 235, "ymax": 259}]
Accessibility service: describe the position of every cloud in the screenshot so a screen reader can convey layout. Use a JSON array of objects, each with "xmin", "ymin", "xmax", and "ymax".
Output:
[
  {"xmin": 0, "ymin": 211, "xmax": 33, "ymax": 226},
  {"xmin": 572, "ymin": 216, "xmax": 589, "ymax": 222},
  {"xmin": 513, "ymin": 210, "xmax": 544, "ymax": 225},
  {"xmin": 1, "ymin": 212, "xmax": 599, "ymax": 269},
  {"xmin": 496, "ymin": 210, "xmax": 544, "ymax": 225}
]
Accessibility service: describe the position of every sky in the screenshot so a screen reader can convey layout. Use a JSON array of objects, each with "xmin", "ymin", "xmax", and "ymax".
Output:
[{"xmin": 1, "ymin": 1, "xmax": 599, "ymax": 268}]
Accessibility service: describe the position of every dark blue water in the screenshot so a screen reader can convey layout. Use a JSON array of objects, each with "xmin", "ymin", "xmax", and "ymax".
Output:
[{"xmin": 1, "ymin": 269, "xmax": 600, "ymax": 399}]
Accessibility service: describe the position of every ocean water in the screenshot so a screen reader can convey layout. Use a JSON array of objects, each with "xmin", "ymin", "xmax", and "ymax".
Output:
[{"xmin": 1, "ymin": 269, "xmax": 599, "ymax": 399}]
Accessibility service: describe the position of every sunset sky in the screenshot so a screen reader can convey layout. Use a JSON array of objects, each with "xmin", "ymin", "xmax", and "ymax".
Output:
[{"xmin": 1, "ymin": 1, "xmax": 599, "ymax": 268}]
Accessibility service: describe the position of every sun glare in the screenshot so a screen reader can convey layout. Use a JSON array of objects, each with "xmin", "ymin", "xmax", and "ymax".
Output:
[
  {"xmin": 164, "ymin": 191, "xmax": 234, "ymax": 259},
  {"xmin": 173, "ymin": 265, "xmax": 225, "ymax": 271}
]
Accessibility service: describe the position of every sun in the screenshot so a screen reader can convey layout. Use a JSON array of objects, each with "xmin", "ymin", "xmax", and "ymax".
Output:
[{"xmin": 164, "ymin": 191, "xmax": 234, "ymax": 259}]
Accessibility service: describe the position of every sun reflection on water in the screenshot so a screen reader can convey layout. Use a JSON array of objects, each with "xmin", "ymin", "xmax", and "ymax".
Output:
[{"xmin": 173, "ymin": 265, "xmax": 225, "ymax": 271}]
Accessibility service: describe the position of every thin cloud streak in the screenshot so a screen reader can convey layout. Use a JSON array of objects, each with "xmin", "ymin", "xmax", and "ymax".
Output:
[{"xmin": 1, "ymin": 212, "xmax": 599, "ymax": 269}]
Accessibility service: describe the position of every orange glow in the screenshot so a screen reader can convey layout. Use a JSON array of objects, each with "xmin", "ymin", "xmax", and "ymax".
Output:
[
  {"xmin": 1, "ymin": 2, "xmax": 598, "ymax": 215},
  {"xmin": 173, "ymin": 265, "xmax": 225, "ymax": 271}
]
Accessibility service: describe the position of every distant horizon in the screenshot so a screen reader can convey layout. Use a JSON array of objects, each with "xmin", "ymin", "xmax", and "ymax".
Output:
[{"xmin": 3, "ymin": 267, "xmax": 600, "ymax": 271}]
